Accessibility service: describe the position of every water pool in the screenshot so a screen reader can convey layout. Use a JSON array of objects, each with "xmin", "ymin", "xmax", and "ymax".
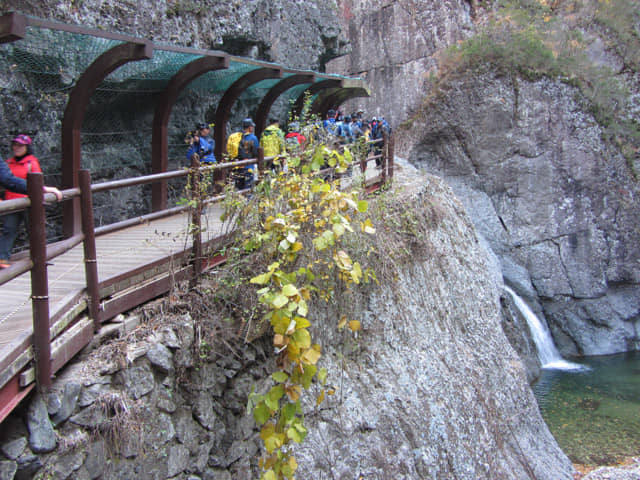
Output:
[{"xmin": 532, "ymin": 351, "xmax": 640, "ymax": 465}]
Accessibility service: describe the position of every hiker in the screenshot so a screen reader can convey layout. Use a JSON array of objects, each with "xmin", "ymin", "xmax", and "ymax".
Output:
[
  {"xmin": 323, "ymin": 109, "xmax": 338, "ymax": 136},
  {"xmin": 234, "ymin": 118, "xmax": 260, "ymax": 190},
  {"xmin": 0, "ymin": 134, "xmax": 62, "ymax": 268},
  {"xmin": 285, "ymin": 122, "xmax": 306, "ymax": 152},
  {"xmin": 338, "ymin": 115, "xmax": 353, "ymax": 143},
  {"xmin": 186, "ymin": 122, "xmax": 216, "ymax": 164},
  {"xmin": 260, "ymin": 117, "xmax": 286, "ymax": 171}
]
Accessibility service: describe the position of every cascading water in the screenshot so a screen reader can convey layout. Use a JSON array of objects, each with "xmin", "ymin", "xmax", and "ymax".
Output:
[{"xmin": 504, "ymin": 286, "xmax": 586, "ymax": 371}]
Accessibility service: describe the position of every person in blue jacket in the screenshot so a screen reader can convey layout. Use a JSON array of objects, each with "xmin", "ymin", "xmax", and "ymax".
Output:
[
  {"xmin": 235, "ymin": 118, "xmax": 260, "ymax": 190},
  {"xmin": 186, "ymin": 123, "xmax": 216, "ymax": 164}
]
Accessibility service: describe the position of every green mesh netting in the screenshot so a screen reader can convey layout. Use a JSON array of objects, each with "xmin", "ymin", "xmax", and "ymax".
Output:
[{"xmin": 0, "ymin": 15, "xmax": 363, "ymax": 250}]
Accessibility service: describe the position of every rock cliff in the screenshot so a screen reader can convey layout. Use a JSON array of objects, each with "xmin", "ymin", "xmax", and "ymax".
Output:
[
  {"xmin": 328, "ymin": 0, "xmax": 640, "ymax": 358},
  {"xmin": 3, "ymin": 0, "xmax": 347, "ymax": 70},
  {"xmin": 395, "ymin": 73, "xmax": 640, "ymax": 357}
]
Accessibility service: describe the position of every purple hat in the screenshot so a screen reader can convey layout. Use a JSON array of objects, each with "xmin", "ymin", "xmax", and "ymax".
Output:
[{"xmin": 12, "ymin": 134, "xmax": 32, "ymax": 145}]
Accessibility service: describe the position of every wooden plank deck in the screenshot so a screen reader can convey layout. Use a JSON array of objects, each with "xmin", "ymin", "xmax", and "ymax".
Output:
[{"xmin": 0, "ymin": 204, "xmax": 227, "ymax": 352}]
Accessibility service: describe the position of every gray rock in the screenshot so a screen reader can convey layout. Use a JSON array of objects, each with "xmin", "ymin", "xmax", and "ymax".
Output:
[
  {"xmin": 14, "ymin": 450, "xmax": 41, "ymax": 480},
  {"xmin": 51, "ymin": 382, "xmax": 82, "ymax": 426},
  {"xmin": 78, "ymin": 383, "xmax": 109, "ymax": 408},
  {"xmin": 69, "ymin": 404, "xmax": 109, "ymax": 429},
  {"xmin": 82, "ymin": 440, "xmax": 105, "ymax": 479},
  {"xmin": 193, "ymin": 393, "xmax": 220, "ymax": 432},
  {"xmin": 203, "ymin": 470, "xmax": 232, "ymax": 480},
  {"xmin": 174, "ymin": 408, "xmax": 201, "ymax": 451},
  {"xmin": 26, "ymin": 394, "xmax": 56, "ymax": 454},
  {"xmin": 0, "ymin": 436, "xmax": 27, "ymax": 460},
  {"xmin": 115, "ymin": 366, "xmax": 155, "ymax": 400},
  {"xmin": 156, "ymin": 390, "xmax": 177, "ymax": 414},
  {"xmin": 46, "ymin": 390, "xmax": 62, "ymax": 417},
  {"xmin": 167, "ymin": 444, "xmax": 190, "ymax": 478},
  {"xmin": 582, "ymin": 457, "xmax": 640, "ymax": 480},
  {"xmin": 146, "ymin": 343, "xmax": 174, "ymax": 374},
  {"xmin": 0, "ymin": 461, "xmax": 17, "ymax": 480},
  {"xmin": 162, "ymin": 327, "xmax": 181, "ymax": 349},
  {"xmin": 47, "ymin": 450, "xmax": 85, "ymax": 479}
]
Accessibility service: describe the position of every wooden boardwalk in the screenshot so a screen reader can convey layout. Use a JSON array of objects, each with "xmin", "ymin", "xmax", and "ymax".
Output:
[{"xmin": 0, "ymin": 204, "xmax": 227, "ymax": 353}]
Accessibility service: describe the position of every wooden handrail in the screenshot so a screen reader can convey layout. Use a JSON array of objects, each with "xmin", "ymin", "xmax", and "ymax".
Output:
[{"xmin": 0, "ymin": 133, "xmax": 393, "ymax": 416}]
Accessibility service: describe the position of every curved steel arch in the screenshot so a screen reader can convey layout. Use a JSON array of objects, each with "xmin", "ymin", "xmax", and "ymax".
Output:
[
  {"xmin": 61, "ymin": 40, "xmax": 153, "ymax": 237},
  {"xmin": 254, "ymin": 73, "xmax": 315, "ymax": 134},
  {"xmin": 151, "ymin": 53, "xmax": 229, "ymax": 211},
  {"xmin": 291, "ymin": 79, "xmax": 343, "ymax": 119},
  {"xmin": 313, "ymin": 84, "xmax": 371, "ymax": 119},
  {"xmin": 213, "ymin": 67, "xmax": 283, "ymax": 160}
]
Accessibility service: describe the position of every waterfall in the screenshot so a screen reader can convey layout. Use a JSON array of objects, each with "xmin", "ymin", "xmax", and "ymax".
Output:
[{"xmin": 505, "ymin": 286, "xmax": 586, "ymax": 371}]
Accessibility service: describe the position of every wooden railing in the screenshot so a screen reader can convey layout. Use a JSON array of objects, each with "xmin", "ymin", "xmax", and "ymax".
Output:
[{"xmin": 0, "ymin": 133, "xmax": 393, "ymax": 421}]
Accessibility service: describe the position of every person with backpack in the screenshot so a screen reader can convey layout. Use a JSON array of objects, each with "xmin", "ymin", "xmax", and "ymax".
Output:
[
  {"xmin": 0, "ymin": 134, "xmax": 62, "ymax": 268},
  {"xmin": 260, "ymin": 118, "xmax": 286, "ymax": 171},
  {"xmin": 323, "ymin": 109, "xmax": 338, "ymax": 136},
  {"xmin": 234, "ymin": 118, "xmax": 260, "ymax": 190},
  {"xmin": 186, "ymin": 122, "xmax": 216, "ymax": 164},
  {"xmin": 285, "ymin": 122, "xmax": 306, "ymax": 152}
]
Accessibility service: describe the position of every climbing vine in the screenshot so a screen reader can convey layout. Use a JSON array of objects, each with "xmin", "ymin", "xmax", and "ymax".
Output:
[{"xmin": 225, "ymin": 134, "xmax": 376, "ymax": 478}]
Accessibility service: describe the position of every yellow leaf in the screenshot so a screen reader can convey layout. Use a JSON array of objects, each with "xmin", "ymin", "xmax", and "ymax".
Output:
[
  {"xmin": 348, "ymin": 320, "xmax": 361, "ymax": 332},
  {"xmin": 273, "ymin": 334, "xmax": 288, "ymax": 347},
  {"xmin": 294, "ymin": 316, "xmax": 311, "ymax": 329},
  {"xmin": 301, "ymin": 347, "xmax": 321, "ymax": 365},
  {"xmin": 316, "ymin": 389, "xmax": 325, "ymax": 405},
  {"xmin": 337, "ymin": 315, "xmax": 347, "ymax": 329},
  {"xmin": 282, "ymin": 284, "xmax": 299, "ymax": 297},
  {"xmin": 286, "ymin": 384, "xmax": 301, "ymax": 402},
  {"xmin": 251, "ymin": 272, "xmax": 272, "ymax": 285},
  {"xmin": 361, "ymin": 218, "xmax": 376, "ymax": 234}
]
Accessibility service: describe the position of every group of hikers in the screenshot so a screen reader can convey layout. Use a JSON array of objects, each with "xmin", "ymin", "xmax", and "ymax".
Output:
[
  {"xmin": 185, "ymin": 108, "xmax": 392, "ymax": 189},
  {"xmin": 0, "ymin": 109, "xmax": 390, "ymax": 268}
]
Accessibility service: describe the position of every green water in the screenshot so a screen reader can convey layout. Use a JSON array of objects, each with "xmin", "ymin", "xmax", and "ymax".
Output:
[{"xmin": 532, "ymin": 351, "xmax": 640, "ymax": 465}]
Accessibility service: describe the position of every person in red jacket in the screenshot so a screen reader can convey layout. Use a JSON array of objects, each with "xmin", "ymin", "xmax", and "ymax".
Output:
[{"xmin": 0, "ymin": 134, "xmax": 62, "ymax": 268}]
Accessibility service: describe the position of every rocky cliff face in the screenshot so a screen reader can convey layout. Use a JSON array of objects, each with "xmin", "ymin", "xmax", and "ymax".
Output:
[
  {"xmin": 328, "ymin": 0, "xmax": 476, "ymax": 125},
  {"xmin": 3, "ymin": 0, "xmax": 347, "ymax": 70},
  {"xmin": 396, "ymin": 73, "xmax": 640, "ymax": 358},
  {"xmin": 0, "ymin": 162, "xmax": 574, "ymax": 479},
  {"xmin": 328, "ymin": 0, "xmax": 640, "ymax": 358}
]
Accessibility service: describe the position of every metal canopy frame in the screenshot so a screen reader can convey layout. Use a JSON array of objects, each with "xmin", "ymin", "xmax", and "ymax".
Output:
[
  {"xmin": 213, "ymin": 65, "xmax": 283, "ymax": 160},
  {"xmin": 0, "ymin": 12, "xmax": 370, "ymax": 236}
]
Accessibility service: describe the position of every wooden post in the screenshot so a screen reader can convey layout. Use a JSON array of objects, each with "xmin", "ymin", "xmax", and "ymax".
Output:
[
  {"xmin": 257, "ymin": 146, "xmax": 265, "ymax": 179},
  {"xmin": 27, "ymin": 173, "xmax": 51, "ymax": 390},
  {"xmin": 79, "ymin": 169, "xmax": 101, "ymax": 331},
  {"xmin": 190, "ymin": 156, "xmax": 202, "ymax": 286}
]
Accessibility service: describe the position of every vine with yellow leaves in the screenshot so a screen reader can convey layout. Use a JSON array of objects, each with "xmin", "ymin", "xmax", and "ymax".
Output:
[{"xmin": 227, "ymin": 138, "xmax": 376, "ymax": 479}]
